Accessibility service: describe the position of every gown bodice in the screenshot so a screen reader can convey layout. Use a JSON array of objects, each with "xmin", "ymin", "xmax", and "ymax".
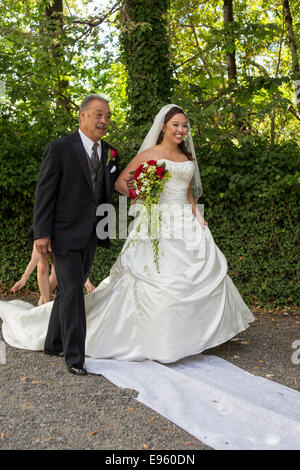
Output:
[{"xmin": 157, "ymin": 159, "xmax": 195, "ymax": 205}]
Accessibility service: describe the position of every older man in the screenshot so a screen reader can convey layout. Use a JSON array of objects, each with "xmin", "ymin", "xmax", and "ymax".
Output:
[{"xmin": 33, "ymin": 94, "xmax": 119, "ymax": 375}]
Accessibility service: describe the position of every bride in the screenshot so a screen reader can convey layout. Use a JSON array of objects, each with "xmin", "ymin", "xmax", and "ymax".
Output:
[{"xmin": 0, "ymin": 104, "xmax": 254, "ymax": 365}]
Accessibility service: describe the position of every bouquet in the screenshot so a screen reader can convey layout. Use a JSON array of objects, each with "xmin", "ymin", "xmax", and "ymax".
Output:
[{"xmin": 128, "ymin": 160, "xmax": 172, "ymax": 272}]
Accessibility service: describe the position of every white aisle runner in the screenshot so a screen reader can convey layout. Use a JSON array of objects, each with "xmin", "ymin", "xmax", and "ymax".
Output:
[{"xmin": 85, "ymin": 353, "xmax": 300, "ymax": 450}]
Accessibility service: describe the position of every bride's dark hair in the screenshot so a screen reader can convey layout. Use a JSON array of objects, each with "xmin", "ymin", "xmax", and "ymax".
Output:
[{"xmin": 156, "ymin": 106, "xmax": 193, "ymax": 161}]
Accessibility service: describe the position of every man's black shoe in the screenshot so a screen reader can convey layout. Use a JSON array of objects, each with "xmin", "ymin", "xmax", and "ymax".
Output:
[
  {"xmin": 44, "ymin": 349, "xmax": 64, "ymax": 358},
  {"xmin": 67, "ymin": 364, "xmax": 88, "ymax": 376}
]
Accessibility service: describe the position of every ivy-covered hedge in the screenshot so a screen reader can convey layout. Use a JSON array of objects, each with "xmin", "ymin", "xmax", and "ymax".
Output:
[
  {"xmin": 196, "ymin": 138, "xmax": 300, "ymax": 306},
  {"xmin": 0, "ymin": 115, "xmax": 299, "ymax": 307}
]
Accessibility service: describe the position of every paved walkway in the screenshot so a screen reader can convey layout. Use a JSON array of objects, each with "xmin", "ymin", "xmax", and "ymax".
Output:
[{"xmin": 0, "ymin": 295, "xmax": 299, "ymax": 450}]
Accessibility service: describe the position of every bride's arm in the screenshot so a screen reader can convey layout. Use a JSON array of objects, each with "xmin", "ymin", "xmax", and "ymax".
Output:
[
  {"xmin": 187, "ymin": 181, "xmax": 208, "ymax": 230},
  {"xmin": 114, "ymin": 149, "xmax": 154, "ymax": 196}
]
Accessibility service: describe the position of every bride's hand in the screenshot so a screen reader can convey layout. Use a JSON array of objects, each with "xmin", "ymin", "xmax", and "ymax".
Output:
[
  {"xmin": 198, "ymin": 217, "xmax": 208, "ymax": 231},
  {"xmin": 126, "ymin": 175, "xmax": 135, "ymax": 190}
]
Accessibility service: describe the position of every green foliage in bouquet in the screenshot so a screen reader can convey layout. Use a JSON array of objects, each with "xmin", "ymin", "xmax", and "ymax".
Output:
[{"xmin": 127, "ymin": 160, "xmax": 172, "ymax": 272}]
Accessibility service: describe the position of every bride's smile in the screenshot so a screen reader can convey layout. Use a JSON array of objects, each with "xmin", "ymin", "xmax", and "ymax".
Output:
[{"xmin": 162, "ymin": 113, "xmax": 189, "ymax": 146}]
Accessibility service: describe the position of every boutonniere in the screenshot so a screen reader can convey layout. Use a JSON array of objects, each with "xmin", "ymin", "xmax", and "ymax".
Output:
[{"xmin": 106, "ymin": 148, "xmax": 118, "ymax": 166}]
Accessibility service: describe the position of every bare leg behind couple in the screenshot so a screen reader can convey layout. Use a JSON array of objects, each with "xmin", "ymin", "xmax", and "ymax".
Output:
[
  {"xmin": 37, "ymin": 252, "xmax": 57, "ymax": 305},
  {"xmin": 11, "ymin": 243, "xmax": 95, "ymax": 306},
  {"xmin": 10, "ymin": 244, "xmax": 57, "ymax": 305}
]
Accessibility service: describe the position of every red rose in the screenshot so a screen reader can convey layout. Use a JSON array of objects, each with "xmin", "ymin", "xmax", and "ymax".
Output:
[
  {"xmin": 156, "ymin": 166, "xmax": 165, "ymax": 178},
  {"xmin": 129, "ymin": 189, "xmax": 138, "ymax": 200},
  {"xmin": 134, "ymin": 164, "xmax": 145, "ymax": 179},
  {"xmin": 110, "ymin": 149, "xmax": 118, "ymax": 159},
  {"xmin": 147, "ymin": 160, "xmax": 157, "ymax": 166}
]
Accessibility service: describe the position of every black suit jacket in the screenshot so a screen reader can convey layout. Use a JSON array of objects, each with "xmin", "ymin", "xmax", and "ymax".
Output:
[{"xmin": 33, "ymin": 130, "xmax": 120, "ymax": 251}]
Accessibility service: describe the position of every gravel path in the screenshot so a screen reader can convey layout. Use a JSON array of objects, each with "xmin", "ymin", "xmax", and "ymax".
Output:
[{"xmin": 0, "ymin": 295, "xmax": 299, "ymax": 451}]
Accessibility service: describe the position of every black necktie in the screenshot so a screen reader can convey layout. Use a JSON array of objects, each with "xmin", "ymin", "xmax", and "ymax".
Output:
[{"xmin": 91, "ymin": 142, "xmax": 100, "ymax": 171}]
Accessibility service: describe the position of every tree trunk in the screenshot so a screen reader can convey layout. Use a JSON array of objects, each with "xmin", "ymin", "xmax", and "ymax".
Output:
[
  {"xmin": 282, "ymin": 0, "xmax": 300, "ymax": 114},
  {"xmin": 223, "ymin": 0, "xmax": 247, "ymax": 131},
  {"xmin": 45, "ymin": 0, "xmax": 63, "ymax": 27},
  {"xmin": 45, "ymin": 0, "xmax": 70, "ymax": 111},
  {"xmin": 223, "ymin": 0, "xmax": 237, "ymax": 84},
  {"xmin": 119, "ymin": 0, "xmax": 172, "ymax": 128}
]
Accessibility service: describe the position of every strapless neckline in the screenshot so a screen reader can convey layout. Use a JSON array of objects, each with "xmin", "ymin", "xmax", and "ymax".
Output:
[{"xmin": 157, "ymin": 158, "xmax": 194, "ymax": 164}]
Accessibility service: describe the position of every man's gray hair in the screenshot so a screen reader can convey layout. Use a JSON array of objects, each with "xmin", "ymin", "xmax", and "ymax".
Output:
[{"xmin": 79, "ymin": 94, "xmax": 109, "ymax": 122}]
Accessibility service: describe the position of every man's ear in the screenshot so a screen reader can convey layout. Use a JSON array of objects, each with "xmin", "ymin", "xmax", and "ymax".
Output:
[{"xmin": 79, "ymin": 109, "xmax": 86, "ymax": 123}]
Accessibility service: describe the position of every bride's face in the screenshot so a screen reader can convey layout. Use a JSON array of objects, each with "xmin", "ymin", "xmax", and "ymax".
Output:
[{"xmin": 162, "ymin": 113, "xmax": 189, "ymax": 145}]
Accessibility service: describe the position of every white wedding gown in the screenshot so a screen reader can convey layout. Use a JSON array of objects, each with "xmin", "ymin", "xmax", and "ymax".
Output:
[{"xmin": 0, "ymin": 159, "xmax": 254, "ymax": 363}]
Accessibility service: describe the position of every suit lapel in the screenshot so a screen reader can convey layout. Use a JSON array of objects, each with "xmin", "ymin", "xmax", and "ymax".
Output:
[{"xmin": 70, "ymin": 130, "xmax": 94, "ymax": 195}]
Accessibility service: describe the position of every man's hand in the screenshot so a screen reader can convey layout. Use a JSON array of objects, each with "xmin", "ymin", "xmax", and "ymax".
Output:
[
  {"xmin": 126, "ymin": 175, "xmax": 135, "ymax": 190},
  {"xmin": 34, "ymin": 238, "xmax": 51, "ymax": 256},
  {"xmin": 84, "ymin": 278, "xmax": 95, "ymax": 294}
]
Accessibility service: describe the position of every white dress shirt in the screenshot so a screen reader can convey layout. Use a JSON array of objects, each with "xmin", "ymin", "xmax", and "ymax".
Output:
[{"xmin": 78, "ymin": 128, "xmax": 102, "ymax": 162}]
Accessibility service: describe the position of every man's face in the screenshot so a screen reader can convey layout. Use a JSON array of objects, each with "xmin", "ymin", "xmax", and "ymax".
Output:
[{"xmin": 79, "ymin": 99, "xmax": 111, "ymax": 142}]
